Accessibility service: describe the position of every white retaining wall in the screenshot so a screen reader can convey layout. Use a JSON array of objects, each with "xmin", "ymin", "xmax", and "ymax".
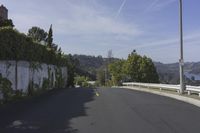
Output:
[{"xmin": 0, "ymin": 60, "xmax": 68, "ymax": 93}]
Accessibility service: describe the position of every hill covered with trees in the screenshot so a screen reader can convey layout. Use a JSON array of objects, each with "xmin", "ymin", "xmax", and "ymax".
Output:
[
  {"xmin": 73, "ymin": 51, "xmax": 159, "ymax": 86},
  {"xmin": 73, "ymin": 54, "xmax": 119, "ymax": 80},
  {"xmin": 73, "ymin": 54, "xmax": 200, "ymax": 86},
  {"xmin": 154, "ymin": 62, "xmax": 200, "ymax": 85}
]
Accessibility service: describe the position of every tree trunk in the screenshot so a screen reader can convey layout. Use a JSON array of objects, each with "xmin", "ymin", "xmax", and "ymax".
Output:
[{"xmin": 15, "ymin": 60, "xmax": 18, "ymax": 90}]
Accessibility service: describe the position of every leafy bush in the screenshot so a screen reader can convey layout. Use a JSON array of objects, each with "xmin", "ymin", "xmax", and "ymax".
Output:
[
  {"xmin": 0, "ymin": 19, "xmax": 14, "ymax": 27},
  {"xmin": 74, "ymin": 76, "xmax": 90, "ymax": 87},
  {"xmin": 0, "ymin": 74, "xmax": 13, "ymax": 102},
  {"xmin": 55, "ymin": 68, "xmax": 64, "ymax": 88},
  {"xmin": 109, "ymin": 50, "xmax": 159, "ymax": 85},
  {"xmin": 0, "ymin": 27, "xmax": 68, "ymax": 66},
  {"xmin": 42, "ymin": 78, "xmax": 50, "ymax": 91},
  {"xmin": 13, "ymin": 89, "xmax": 24, "ymax": 99}
]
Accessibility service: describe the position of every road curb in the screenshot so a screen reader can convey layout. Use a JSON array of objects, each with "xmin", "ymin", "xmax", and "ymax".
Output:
[{"xmin": 117, "ymin": 86, "xmax": 200, "ymax": 108}]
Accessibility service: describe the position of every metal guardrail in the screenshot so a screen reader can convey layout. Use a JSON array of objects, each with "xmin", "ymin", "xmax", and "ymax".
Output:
[{"xmin": 123, "ymin": 82, "xmax": 200, "ymax": 96}]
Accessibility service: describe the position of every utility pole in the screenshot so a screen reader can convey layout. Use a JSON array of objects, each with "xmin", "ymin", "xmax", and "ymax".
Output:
[{"xmin": 179, "ymin": 0, "xmax": 185, "ymax": 94}]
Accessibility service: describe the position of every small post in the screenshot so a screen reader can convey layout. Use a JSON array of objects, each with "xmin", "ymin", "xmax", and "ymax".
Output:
[{"xmin": 187, "ymin": 91, "xmax": 191, "ymax": 95}]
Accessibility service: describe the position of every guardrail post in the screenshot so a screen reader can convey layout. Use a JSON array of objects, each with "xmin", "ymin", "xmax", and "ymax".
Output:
[
  {"xmin": 160, "ymin": 88, "xmax": 162, "ymax": 91},
  {"xmin": 187, "ymin": 91, "xmax": 191, "ymax": 95}
]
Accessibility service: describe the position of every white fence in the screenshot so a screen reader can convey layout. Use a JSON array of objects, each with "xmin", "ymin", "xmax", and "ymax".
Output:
[
  {"xmin": 123, "ymin": 82, "xmax": 200, "ymax": 96},
  {"xmin": 0, "ymin": 60, "xmax": 68, "ymax": 100}
]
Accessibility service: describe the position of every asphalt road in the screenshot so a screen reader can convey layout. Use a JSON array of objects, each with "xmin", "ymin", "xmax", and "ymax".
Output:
[{"xmin": 0, "ymin": 88, "xmax": 200, "ymax": 133}]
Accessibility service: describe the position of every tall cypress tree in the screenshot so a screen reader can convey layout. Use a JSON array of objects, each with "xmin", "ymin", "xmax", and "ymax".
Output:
[{"xmin": 47, "ymin": 24, "xmax": 53, "ymax": 48}]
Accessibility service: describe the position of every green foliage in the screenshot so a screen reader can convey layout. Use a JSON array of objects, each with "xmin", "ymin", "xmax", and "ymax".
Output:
[
  {"xmin": 27, "ymin": 26, "xmax": 47, "ymax": 43},
  {"xmin": 108, "ymin": 50, "xmax": 159, "ymax": 85},
  {"xmin": 66, "ymin": 54, "xmax": 78, "ymax": 87},
  {"xmin": 109, "ymin": 60, "xmax": 126, "ymax": 86},
  {"xmin": 96, "ymin": 69, "xmax": 105, "ymax": 86},
  {"xmin": 139, "ymin": 56, "xmax": 159, "ymax": 83},
  {"xmin": 0, "ymin": 19, "xmax": 14, "ymax": 28},
  {"xmin": 73, "ymin": 54, "xmax": 119, "ymax": 80},
  {"xmin": 42, "ymin": 78, "xmax": 50, "ymax": 91},
  {"xmin": 55, "ymin": 68, "xmax": 64, "ymax": 88},
  {"xmin": 0, "ymin": 27, "xmax": 83, "ymax": 89},
  {"xmin": 124, "ymin": 51, "xmax": 159, "ymax": 83},
  {"xmin": 0, "ymin": 27, "xmax": 68, "ymax": 66},
  {"xmin": 74, "ymin": 75, "xmax": 90, "ymax": 87},
  {"xmin": 46, "ymin": 24, "xmax": 53, "ymax": 48},
  {"xmin": 124, "ymin": 51, "xmax": 142, "ymax": 82},
  {"xmin": 30, "ymin": 62, "xmax": 42, "ymax": 72},
  {"xmin": 47, "ymin": 67, "xmax": 54, "ymax": 89},
  {"xmin": 0, "ymin": 74, "xmax": 13, "ymax": 101},
  {"xmin": 13, "ymin": 90, "xmax": 23, "ymax": 99}
]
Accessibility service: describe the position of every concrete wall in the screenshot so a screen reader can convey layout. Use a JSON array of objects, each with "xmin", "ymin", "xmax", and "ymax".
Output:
[{"xmin": 0, "ymin": 61, "xmax": 68, "ymax": 95}]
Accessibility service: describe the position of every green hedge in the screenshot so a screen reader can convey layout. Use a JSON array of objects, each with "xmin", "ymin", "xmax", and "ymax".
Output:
[{"xmin": 0, "ymin": 27, "xmax": 67, "ymax": 66}]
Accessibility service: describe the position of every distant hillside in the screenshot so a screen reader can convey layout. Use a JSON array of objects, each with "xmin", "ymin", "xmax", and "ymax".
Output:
[
  {"xmin": 73, "ymin": 54, "xmax": 118, "ymax": 80},
  {"xmin": 154, "ymin": 62, "xmax": 179, "ymax": 84},
  {"xmin": 73, "ymin": 54, "xmax": 200, "ymax": 85},
  {"xmin": 154, "ymin": 62, "xmax": 200, "ymax": 85}
]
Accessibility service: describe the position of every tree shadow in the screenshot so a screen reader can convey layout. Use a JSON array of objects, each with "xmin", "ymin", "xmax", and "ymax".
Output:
[{"xmin": 0, "ymin": 88, "xmax": 95, "ymax": 133}]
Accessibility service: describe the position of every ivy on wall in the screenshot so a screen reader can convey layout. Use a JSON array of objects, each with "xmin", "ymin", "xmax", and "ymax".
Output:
[
  {"xmin": 0, "ymin": 74, "xmax": 13, "ymax": 102},
  {"xmin": 0, "ymin": 27, "xmax": 68, "ymax": 66}
]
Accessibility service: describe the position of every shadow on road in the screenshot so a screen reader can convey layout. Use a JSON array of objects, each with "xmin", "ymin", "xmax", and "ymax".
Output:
[{"xmin": 0, "ymin": 88, "xmax": 95, "ymax": 133}]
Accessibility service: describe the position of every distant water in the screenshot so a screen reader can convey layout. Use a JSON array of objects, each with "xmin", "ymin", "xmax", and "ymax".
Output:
[{"xmin": 185, "ymin": 72, "xmax": 200, "ymax": 81}]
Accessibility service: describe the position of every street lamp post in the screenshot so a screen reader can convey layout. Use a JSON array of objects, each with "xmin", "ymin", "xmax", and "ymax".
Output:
[{"xmin": 179, "ymin": 0, "xmax": 185, "ymax": 94}]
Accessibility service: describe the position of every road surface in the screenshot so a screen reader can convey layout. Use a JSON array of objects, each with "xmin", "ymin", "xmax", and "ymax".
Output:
[{"xmin": 0, "ymin": 88, "xmax": 200, "ymax": 133}]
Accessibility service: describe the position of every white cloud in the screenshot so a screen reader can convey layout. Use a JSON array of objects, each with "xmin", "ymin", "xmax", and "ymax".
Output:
[
  {"xmin": 115, "ymin": 0, "xmax": 127, "ymax": 19},
  {"xmin": 9, "ymin": 0, "xmax": 141, "ymax": 38},
  {"xmin": 53, "ymin": 0, "xmax": 141, "ymax": 36},
  {"xmin": 135, "ymin": 31, "xmax": 200, "ymax": 49},
  {"xmin": 144, "ymin": 0, "xmax": 177, "ymax": 12}
]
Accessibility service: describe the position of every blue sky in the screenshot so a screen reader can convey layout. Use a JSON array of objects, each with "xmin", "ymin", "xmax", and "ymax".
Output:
[{"xmin": 1, "ymin": 0, "xmax": 200, "ymax": 63}]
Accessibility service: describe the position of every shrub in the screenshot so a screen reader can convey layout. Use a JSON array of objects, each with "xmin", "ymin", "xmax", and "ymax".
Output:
[
  {"xmin": 0, "ymin": 74, "xmax": 13, "ymax": 102},
  {"xmin": 42, "ymin": 78, "xmax": 50, "ymax": 91}
]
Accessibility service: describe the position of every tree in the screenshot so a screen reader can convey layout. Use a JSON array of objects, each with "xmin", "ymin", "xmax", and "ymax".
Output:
[
  {"xmin": 65, "ymin": 54, "xmax": 79, "ymax": 87},
  {"xmin": 96, "ymin": 69, "xmax": 105, "ymax": 86},
  {"xmin": 124, "ymin": 50, "xmax": 159, "ymax": 83},
  {"xmin": 74, "ymin": 76, "xmax": 89, "ymax": 87},
  {"xmin": 46, "ymin": 24, "xmax": 53, "ymax": 48},
  {"xmin": 109, "ymin": 60, "xmax": 125, "ymax": 86},
  {"xmin": 0, "ymin": 26, "xmax": 77, "ymax": 90},
  {"xmin": 27, "ymin": 26, "xmax": 47, "ymax": 43},
  {"xmin": 0, "ymin": 19, "xmax": 14, "ymax": 28},
  {"xmin": 0, "ymin": 27, "xmax": 69, "ymax": 66},
  {"xmin": 140, "ymin": 56, "xmax": 159, "ymax": 83},
  {"xmin": 124, "ymin": 50, "xmax": 142, "ymax": 82}
]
